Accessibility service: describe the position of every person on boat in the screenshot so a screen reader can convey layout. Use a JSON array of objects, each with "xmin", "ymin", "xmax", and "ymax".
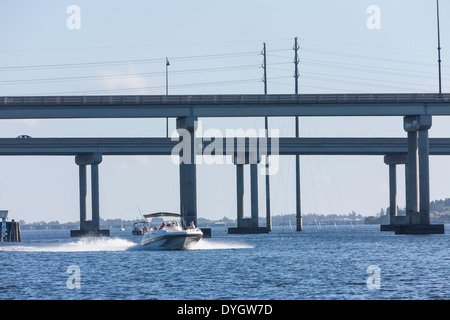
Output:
[{"xmin": 189, "ymin": 221, "xmax": 195, "ymax": 229}]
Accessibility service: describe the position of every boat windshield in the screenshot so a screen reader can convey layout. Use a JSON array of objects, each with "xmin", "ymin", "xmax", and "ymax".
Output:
[
  {"xmin": 155, "ymin": 220, "xmax": 181, "ymax": 230},
  {"xmin": 141, "ymin": 212, "xmax": 197, "ymax": 232}
]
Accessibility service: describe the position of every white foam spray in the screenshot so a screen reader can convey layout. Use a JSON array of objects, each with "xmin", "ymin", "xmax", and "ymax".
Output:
[
  {"xmin": 0, "ymin": 237, "xmax": 137, "ymax": 252},
  {"xmin": 0, "ymin": 237, "xmax": 252, "ymax": 252},
  {"xmin": 189, "ymin": 239, "xmax": 253, "ymax": 250}
]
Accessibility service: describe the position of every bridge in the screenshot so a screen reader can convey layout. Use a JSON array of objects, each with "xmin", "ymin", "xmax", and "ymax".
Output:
[
  {"xmin": 1, "ymin": 93, "xmax": 450, "ymax": 118},
  {"xmin": 2, "ymin": 93, "xmax": 449, "ymax": 235},
  {"xmin": 4, "ymin": 137, "xmax": 450, "ymax": 155}
]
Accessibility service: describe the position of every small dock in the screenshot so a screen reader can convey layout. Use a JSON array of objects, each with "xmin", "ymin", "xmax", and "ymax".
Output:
[
  {"xmin": 1, "ymin": 210, "xmax": 21, "ymax": 242},
  {"xmin": 1, "ymin": 221, "xmax": 22, "ymax": 242}
]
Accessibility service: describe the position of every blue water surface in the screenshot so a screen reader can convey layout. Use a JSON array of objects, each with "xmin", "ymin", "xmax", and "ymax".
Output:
[{"xmin": 0, "ymin": 224, "xmax": 449, "ymax": 300}]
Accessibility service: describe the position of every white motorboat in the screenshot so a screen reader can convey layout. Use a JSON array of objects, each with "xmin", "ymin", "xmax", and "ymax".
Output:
[{"xmin": 140, "ymin": 212, "xmax": 203, "ymax": 250}]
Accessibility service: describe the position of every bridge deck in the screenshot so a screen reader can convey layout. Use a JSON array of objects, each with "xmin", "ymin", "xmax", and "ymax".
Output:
[
  {"xmin": 3, "ymin": 93, "xmax": 450, "ymax": 105},
  {"xmin": 1, "ymin": 93, "xmax": 450, "ymax": 118},
  {"xmin": 1, "ymin": 137, "xmax": 450, "ymax": 156}
]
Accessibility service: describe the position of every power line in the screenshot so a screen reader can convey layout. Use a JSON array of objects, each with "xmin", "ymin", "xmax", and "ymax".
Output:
[
  {"xmin": 0, "ymin": 51, "xmax": 260, "ymax": 72},
  {"xmin": 301, "ymin": 47, "xmax": 438, "ymax": 68},
  {"xmin": 274, "ymin": 75, "xmax": 432, "ymax": 92},
  {"xmin": 269, "ymin": 46, "xmax": 450, "ymax": 71},
  {"xmin": 2, "ymin": 39, "xmax": 445, "ymax": 96},
  {"xmin": 316, "ymin": 71, "xmax": 438, "ymax": 88},
  {"xmin": 0, "ymin": 58, "xmax": 162, "ymax": 71},
  {"xmin": 18, "ymin": 76, "xmax": 282, "ymax": 96},
  {"xmin": 270, "ymin": 81, "xmax": 367, "ymax": 93},
  {"xmin": 298, "ymin": 71, "xmax": 440, "ymax": 89},
  {"xmin": 170, "ymin": 51, "xmax": 259, "ymax": 62},
  {"xmin": 300, "ymin": 59, "xmax": 447, "ymax": 78},
  {"xmin": 0, "ymin": 64, "xmax": 261, "ymax": 85}
]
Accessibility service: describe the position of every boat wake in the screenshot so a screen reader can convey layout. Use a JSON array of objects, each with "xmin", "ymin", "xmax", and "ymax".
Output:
[
  {"xmin": 188, "ymin": 239, "xmax": 253, "ymax": 250},
  {"xmin": 0, "ymin": 238, "xmax": 253, "ymax": 252},
  {"xmin": 0, "ymin": 237, "xmax": 137, "ymax": 252}
]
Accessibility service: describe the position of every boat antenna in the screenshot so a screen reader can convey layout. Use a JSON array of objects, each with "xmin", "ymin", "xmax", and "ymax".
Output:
[{"xmin": 136, "ymin": 204, "xmax": 145, "ymax": 221}]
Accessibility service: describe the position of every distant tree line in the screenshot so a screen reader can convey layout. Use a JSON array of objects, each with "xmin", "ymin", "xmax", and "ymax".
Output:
[
  {"xmin": 365, "ymin": 198, "xmax": 450, "ymax": 224},
  {"xmin": 17, "ymin": 198, "xmax": 450, "ymax": 229}
]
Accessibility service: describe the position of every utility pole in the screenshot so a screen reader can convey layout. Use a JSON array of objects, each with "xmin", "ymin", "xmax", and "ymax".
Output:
[
  {"xmin": 262, "ymin": 42, "xmax": 272, "ymax": 231},
  {"xmin": 165, "ymin": 57, "xmax": 170, "ymax": 137},
  {"xmin": 294, "ymin": 37, "xmax": 302, "ymax": 231},
  {"xmin": 294, "ymin": 38, "xmax": 299, "ymax": 95},
  {"xmin": 436, "ymin": 0, "xmax": 442, "ymax": 94},
  {"xmin": 262, "ymin": 43, "xmax": 268, "ymax": 94}
]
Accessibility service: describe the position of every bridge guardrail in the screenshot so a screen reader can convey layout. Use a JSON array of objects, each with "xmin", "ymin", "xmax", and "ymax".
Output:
[{"xmin": 2, "ymin": 93, "xmax": 450, "ymax": 106}]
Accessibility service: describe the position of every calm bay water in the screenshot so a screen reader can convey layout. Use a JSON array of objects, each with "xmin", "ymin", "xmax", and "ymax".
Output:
[{"xmin": 0, "ymin": 224, "xmax": 449, "ymax": 300}]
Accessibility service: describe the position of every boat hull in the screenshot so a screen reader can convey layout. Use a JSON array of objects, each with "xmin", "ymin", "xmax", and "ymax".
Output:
[{"xmin": 140, "ymin": 230, "xmax": 203, "ymax": 250}]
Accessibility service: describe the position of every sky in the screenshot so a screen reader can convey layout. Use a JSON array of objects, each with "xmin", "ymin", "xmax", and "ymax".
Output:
[{"xmin": 0, "ymin": 0, "xmax": 450, "ymax": 223}]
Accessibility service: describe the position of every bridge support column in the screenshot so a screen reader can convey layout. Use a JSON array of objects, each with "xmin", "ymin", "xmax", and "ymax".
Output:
[
  {"xmin": 250, "ymin": 162, "xmax": 259, "ymax": 229},
  {"xmin": 228, "ymin": 153, "xmax": 269, "ymax": 234},
  {"xmin": 389, "ymin": 163, "xmax": 397, "ymax": 220},
  {"xmin": 396, "ymin": 115, "xmax": 444, "ymax": 234},
  {"xmin": 236, "ymin": 163, "xmax": 245, "ymax": 228},
  {"xmin": 176, "ymin": 117, "xmax": 198, "ymax": 228},
  {"xmin": 78, "ymin": 164, "xmax": 87, "ymax": 225},
  {"xmin": 418, "ymin": 126, "xmax": 430, "ymax": 225},
  {"xmin": 71, "ymin": 153, "xmax": 109, "ymax": 237},
  {"xmin": 406, "ymin": 129, "xmax": 419, "ymax": 222},
  {"xmin": 295, "ymin": 118, "xmax": 302, "ymax": 232},
  {"xmin": 381, "ymin": 154, "xmax": 407, "ymax": 231}
]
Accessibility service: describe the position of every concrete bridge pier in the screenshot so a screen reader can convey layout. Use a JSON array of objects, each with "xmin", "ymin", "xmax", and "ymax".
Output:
[
  {"xmin": 164, "ymin": 117, "xmax": 210, "ymax": 237},
  {"xmin": 381, "ymin": 154, "xmax": 407, "ymax": 231},
  {"xmin": 228, "ymin": 153, "xmax": 270, "ymax": 234},
  {"xmin": 176, "ymin": 117, "xmax": 199, "ymax": 229},
  {"xmin": 250, "ymin": 160, "xmax": 259, "ymax": 229},
  {"xmin": 235, "ymin": 163, "xmax": 245, "ymax": 227},
  {"xmin": 71, "ymin": 153, "xmax": 110, "ymax": 237},
  {"xmin": 395, "ymin": 115, "xmax": 444, "ymax": 234}
]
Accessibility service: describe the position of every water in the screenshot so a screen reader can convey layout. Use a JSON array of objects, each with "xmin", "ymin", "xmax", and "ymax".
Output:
[{"xmin": 0, "ymin": 225, "xmax": 449, "ymax": 300}]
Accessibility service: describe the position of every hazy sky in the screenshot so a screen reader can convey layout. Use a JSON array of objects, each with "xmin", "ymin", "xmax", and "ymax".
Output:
[{"xmin": 0, "ymin": 0, "xmax": 449, "ymax": 223}]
